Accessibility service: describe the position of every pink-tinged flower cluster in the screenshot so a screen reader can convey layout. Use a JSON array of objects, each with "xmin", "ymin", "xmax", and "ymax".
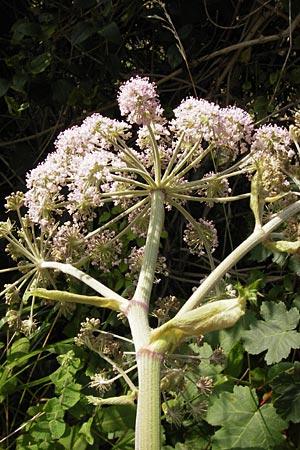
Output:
[
  {"xmin": 117, "ymin": 76, "xmax": 164, "ymax": 126},
  {"xmin": 24, "ymin": 114, "xmax": 130, "ymax": 224},
  {"xmin": 172, "ymin": 98, "xmax": 220, "ymax": 143},
  {"xmin": 171, "ymin": 97, "xmax": 254, "ymax": 159},
  {"xmin": 67, "ymin": 151, "xmax": 115, "ymax": 219},
  {"xmin": 125, "ymin": 246, "xmax": 168, "ymax": 284}
]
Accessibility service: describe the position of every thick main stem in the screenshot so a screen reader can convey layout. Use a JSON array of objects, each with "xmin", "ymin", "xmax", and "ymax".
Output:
[
  {"xmin": 125, "ymin": 189, "xmax": 165, "ymax": 450},
  {"xmin": 133, "ymin": 189, "xmax": 166, "ymax": 307},
  {"xmin": 135, "ymin": 349, "xmax": 162, "ymax": 450}
]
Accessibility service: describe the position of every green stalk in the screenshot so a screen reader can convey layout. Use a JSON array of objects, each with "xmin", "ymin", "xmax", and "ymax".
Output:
[{"xmin": 147, "ymin": 125, "xmax": 161, "ymax": 185}]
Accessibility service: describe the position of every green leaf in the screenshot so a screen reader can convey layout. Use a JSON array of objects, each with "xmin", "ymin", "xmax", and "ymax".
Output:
[
  {"xmin": 206, "ymin": 385, "xmax": 287, "ymax": 449},
  {"xmin": 7, "ymin": 337, "xmax": 30, "ymax": 368},
  {"xmin": 167, "ymin": 44, "xmax": 182, "ymax": 69},
  {"xmin": 225, "ymin": 340, "xmax": 244, "ymax": 378},
  {"xmin": 4, "ymin": 95, "xmax": 29, "ymax": 116},
  {"xmin": 60, "ymin": 383, "xmax": 81, "ymax": 408},
  {"xmin": 29, "ymin": 53, "xmax": 51, "ymax": 75},
  {"xmin": 44, "ymin": 398, "xmax": 65, "ymax": 420},
  {"xmin": 27, "ymin": 419, "xmax": 52, "ymax": 441},
  {"xmin": 0, "ymin": 366, "xmax": 18, "ymax": 402},
  {"xmin": 288, "ymin": 255, "xmax": 300, "ymax": 276},
  {"xmin": 98, "ymin": 405, "xmax": 136, "ymax": 433},
  {"xmin": 11, "ymin": 20, "xmax": 41, "ymax": 43},
  {"xmin": 270, "ymin": 362, "xmax": 300, "ymax": 423},
  {"xmin": 77, "ymin": 417, "xmax": 94, "ymax": 445},
  {"xmin": 49, "ymin": 419, "xmax": 66, "ymax": 439},
  {"xmin": 243, "ymin": 302, "xmax": 300, "ymax": 364}
]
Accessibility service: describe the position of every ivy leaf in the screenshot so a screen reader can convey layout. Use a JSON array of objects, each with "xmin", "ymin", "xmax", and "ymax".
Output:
[
  {"xmin": 206, "ymin": 385, "xmax": 287, "ymax": 449},
  {"xmin": 270, "ymin": 362, "xmax": 300, "ymax": 423},
  {"xmin": 243, "ymin": 302, "xmax": 300, "ymax": 364}
]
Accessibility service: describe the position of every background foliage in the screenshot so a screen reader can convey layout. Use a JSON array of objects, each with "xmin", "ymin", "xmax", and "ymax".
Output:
[{"xmin": 1, "ymin": 0, "xmax": 300, "ymax": 449}]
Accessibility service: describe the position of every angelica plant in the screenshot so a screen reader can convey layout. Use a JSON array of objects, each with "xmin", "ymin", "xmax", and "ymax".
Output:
[{"xmin": 1, "ymin": 76, "xmax": 300, "ymax": 450}]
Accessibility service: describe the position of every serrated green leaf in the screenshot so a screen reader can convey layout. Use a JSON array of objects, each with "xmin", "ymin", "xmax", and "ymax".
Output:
[
  {"xmin": 243, "ymin": 302, "xmax": 300, "ymax": 364},
  {"xmin": 206, "ymin": 385, "xmax": 287, "ymax": 449}
]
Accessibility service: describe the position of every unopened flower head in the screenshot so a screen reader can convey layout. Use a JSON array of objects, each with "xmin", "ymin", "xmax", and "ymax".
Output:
[
  {"xmin": 126, "ymin": 246, "xmax": 168, "ymax": 284},
  {"xmin": 117, "ymin": 76, "xmax": 164, "ymax": 125},
  {"xmin": 153, "ymin": 295, "xmax": 181, "ymax": 324},
  {"xmin": 183, "ymin": 219, "xmax": 218, "ymax": 256},
  {"xmin": 196, "ymin": 376, "xmax": 214, "ymax": 395},
  {"xmin": 86, "ymin": 230, "xmax": 123, "ymax": 272},
  {"xmin": 5, "ymin": 192, "xmax": 25, "ymax": 211},
  {"xmin": 75, "ymin": 317, "xmax": 101, "ymax": 348},
  {"xmin": 51, "ymin": 221, "xmax": 85, "ymax": 263},
  {"xmin": 199, "ymin": 173, "xmax": 231, "ymax": 206}
]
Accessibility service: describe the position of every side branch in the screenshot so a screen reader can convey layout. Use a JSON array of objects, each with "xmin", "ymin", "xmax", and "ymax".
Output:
[
  {"xmin": 28, "ymin": 288, "xmax": 124, "ymax": 312},
  {"xmin": 40, "ymin": 261, "xmax": 128, "ymax": 311},
  {"xmin": 177, "ymin": 199, "xmax": 300, "ymax": 315}
]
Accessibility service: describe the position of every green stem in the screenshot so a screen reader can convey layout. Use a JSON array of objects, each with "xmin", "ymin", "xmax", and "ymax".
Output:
[
  {"xmin": 147, "ymin": 125, "xmax": 161, "ymax": 185},
  {"xmin": 135, "ymin": 349, "xmax": 162, "ymax": 450},
  {"xmin": 177, "ymin": 199, "xmax": 300, "ymax": 315}
]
